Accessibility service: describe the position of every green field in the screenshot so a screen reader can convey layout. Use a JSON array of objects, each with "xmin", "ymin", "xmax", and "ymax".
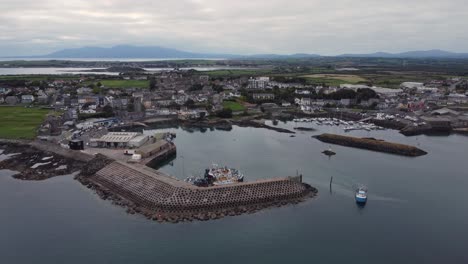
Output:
[
  {"xmin": 223, "ymin": 101, "xmax": 246, "ymax": 111},
  {"xmin": 301, "ymin": 74, "xmax": 367, "ymax": 83},
  {"xmin": 0, "ymin": 106, "xmax": 50, "ymax": 139},
  {"xmin": 87, "ymin": 79, "xmax": 149, "ymax": 89},
  {"xmin": 201, "ymin": 69, "xmax": 272, "ymax": 77}
]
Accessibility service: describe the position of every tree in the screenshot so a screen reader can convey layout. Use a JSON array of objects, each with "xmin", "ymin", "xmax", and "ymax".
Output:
[
  {"xmin": 127, "ymin": 103, "xmax": 134, "ymax": 112},
  {"xmin": 198, "ymin": 111, "xmax": 206, "ymax": 120},
  {"xmin": 149, "ymin": 78, "xmax": 157, "ymax": 91},
  {"xmin": 216, "ymin": 108, "xmax": 232, "ymax": 118},
  {"xmin": 190, "ymin": 83, "xmax": 203, "ymax": 91},
  {"xmin": 96, "ymin": 82, "xmax": 102, "ymax": 87},
  {"xmin": 184, "ymin": 99, "xmax": 195, "ymax": 108},
  {"xmin": 92, "ymin": 87, "xmax": 101, "ymax": 94},
  {"xmin": 102, "ymin": 105, "xmax": 114, "ymax": 117},
  {"xmin": 213, "ymin": 84, "xmax": 224, "ymax": 93}
]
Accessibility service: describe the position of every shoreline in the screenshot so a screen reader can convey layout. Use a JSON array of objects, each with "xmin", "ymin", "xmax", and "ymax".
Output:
[{"xmin": 0, "ymin": 140, "xmax": 317, "ymax": 223}]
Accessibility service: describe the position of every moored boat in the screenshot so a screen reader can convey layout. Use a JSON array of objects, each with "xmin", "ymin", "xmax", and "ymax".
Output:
[{"xmin": 187, "ymin": 164, "xmax": 245, "ymax": 187}]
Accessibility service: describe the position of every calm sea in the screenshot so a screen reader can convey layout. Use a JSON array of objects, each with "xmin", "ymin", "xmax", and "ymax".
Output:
[
  {"xmin": 0, "ymin": 67, "xmax": 249, "ymax": 76},
  {"xmin": 1, "ymin": 123, "xmax": 467, "ymax": 264}
]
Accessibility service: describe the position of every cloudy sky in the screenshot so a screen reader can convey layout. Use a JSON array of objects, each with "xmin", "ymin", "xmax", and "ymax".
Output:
[{"xmin": 1, "ymin": 0, "xmax": 467, "ymax": 56}]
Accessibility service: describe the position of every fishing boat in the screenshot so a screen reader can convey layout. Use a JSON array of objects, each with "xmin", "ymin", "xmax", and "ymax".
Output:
[
  {"xmin": 207, "ymin": 164, "xmax": 244, "ymax": 186},
  {"xmin": 188, "ymin": 164, "xmax": 245, "ymax": 187},
  {"xmin": 355, "ymin": 186, "xmax": 368, "ymax": 204}
]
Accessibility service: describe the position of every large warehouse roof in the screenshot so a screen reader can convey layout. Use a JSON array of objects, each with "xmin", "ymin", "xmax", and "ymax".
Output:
[{"xmin": 97, "ymin": 132, "xmax": 139, "ymax": 143}]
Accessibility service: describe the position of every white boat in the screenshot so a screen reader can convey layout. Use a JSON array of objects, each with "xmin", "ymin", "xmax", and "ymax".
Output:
[
  {"xmin": 355, "ymin": 186, "xmax": 368, "ymax": 204},
  {"xmin": 190, "ymin": 164, "xmax": 245, "ymax": 187}
]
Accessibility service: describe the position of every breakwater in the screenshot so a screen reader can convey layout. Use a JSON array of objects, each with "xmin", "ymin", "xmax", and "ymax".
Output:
[
  {"xmin": 79, "ymin": 161, "xmax": 316, "ymax": 222},
  {"xmin": 313, "ymin": 133, "xmax": 427, "ymax": 157}
]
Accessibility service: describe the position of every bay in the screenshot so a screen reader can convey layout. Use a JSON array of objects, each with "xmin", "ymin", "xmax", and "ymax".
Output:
[{"xmin": 1, "ymin": 123, "xmax": 467, "ymax": 264}]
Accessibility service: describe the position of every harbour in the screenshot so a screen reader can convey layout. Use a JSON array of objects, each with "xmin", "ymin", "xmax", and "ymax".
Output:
[{"xmin": 1, "ymin": 124, "xmax": 468, "ymax": 263}]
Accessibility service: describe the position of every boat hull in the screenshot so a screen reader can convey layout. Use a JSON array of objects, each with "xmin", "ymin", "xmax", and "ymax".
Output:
[{"xmin": 355, "ymin": 196, "xmax": 367, "ymax": 204}]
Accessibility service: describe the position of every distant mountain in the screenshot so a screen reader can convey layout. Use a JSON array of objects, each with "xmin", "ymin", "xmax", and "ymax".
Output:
[
  {"xmin": 239, "ymin": 53, "xmax": 321, "ymax": 59},
  {"xmin": 338, "ymin": 49, "xmax": 468, "ymax": 58},
  {"xmin": 11, "ymin": 45, "xmax": 468, "ymax": 59},
  {"xmin": 40, "ymin": 45, "xmax": 233, "ymax": 59},
  {"xmin": 35, "ymin": 45, "xmax": 321, "ymax": 59}
]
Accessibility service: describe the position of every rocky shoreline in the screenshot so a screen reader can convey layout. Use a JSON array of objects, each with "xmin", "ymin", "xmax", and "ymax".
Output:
[
  {"xmin": 0, "ymin": 141, "xmax": 317, "ymax": 223},
  {"xmin": 0, "ymin": 142, "xmax": 86, "ymax": 180}
]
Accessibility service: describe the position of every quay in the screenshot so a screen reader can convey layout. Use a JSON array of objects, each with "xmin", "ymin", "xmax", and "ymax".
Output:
[
  {"xmin": 75, "ymin": 131, "xmax": 316, "ymax": 222},
  {"xmin": 83, "ymin": 161, "xmax": 314, "ymax": 221},
  {"xmin": 313, "ymin": 133, "xmax": 427, "ymax": 157}
]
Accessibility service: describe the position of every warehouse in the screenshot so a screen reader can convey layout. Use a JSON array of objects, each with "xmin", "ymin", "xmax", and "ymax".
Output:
[
  {"xmin": 135, "ymin": 140, "xmax": 173, "ymax": 158},
  {"xmin": 128, "ymin": 135, "xmax": 149, "ymax": 148},
  {"xmin": 92, "ymin": 132, "xmax": 140, "ymax": 148}
]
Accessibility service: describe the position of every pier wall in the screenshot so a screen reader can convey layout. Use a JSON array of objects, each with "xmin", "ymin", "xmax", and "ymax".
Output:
[
  {"xmin": 89, "ymin": 161, "xmax": 313, "ymax": 216},
  {"xmin": 314, "ymin": 133, "xmax": 427, "ymax": 157}
]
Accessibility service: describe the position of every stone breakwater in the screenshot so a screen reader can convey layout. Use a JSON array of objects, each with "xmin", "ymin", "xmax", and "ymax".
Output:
[
  {"xmin": 77, "ymin": 161, "xmax": 317, "ymax": 223},
  {"xmin": 313, "ymin": 133, "xmax": 427, "ymax": 157}
]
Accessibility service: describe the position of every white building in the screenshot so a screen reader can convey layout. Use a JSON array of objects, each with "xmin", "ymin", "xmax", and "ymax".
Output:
[{"xmin": 248, "ymin": 77, "xmax": 270, "ymax": 89}]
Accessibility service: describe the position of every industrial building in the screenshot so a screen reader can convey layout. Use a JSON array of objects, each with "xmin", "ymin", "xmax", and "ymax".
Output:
[
  {"xmin": 128, "ymin": 135, "xmax": 149, "ymax": 148},
  {"xmin": 135, "ymin": 140, "xmax": 173, "ymax": 158},
  {"xmin": 91, "ymin": 132, "xmax": 140, "ymax": 148}
]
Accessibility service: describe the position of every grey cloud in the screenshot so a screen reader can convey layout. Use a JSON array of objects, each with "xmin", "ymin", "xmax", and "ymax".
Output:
[{"xmin": 0, "ymin": 0, "xmax": 467, "ymax": 56}]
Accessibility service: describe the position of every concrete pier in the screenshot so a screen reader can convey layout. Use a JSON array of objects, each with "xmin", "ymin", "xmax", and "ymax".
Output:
[{"xmin": 86, "ymin": 161, "xmax": 315, "ymax": 220}]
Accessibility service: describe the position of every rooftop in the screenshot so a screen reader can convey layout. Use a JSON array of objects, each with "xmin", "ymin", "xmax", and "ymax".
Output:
[{"xmin": 97, "ymin": 132, "xmax": 140, "ymax": 143}]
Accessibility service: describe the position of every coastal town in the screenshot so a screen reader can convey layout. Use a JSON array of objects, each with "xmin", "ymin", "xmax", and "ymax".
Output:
[
  {"xmin": 1, "ymin": 66, "xmax": 468, "ymax": 140},
  {"xmin": 0, "ymin": 58, "xmax": 468, "ymax": 223}
]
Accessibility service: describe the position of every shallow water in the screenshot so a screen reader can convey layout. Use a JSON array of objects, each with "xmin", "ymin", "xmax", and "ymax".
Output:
[{"xmin": 1, "ymin": 124, "xmax": 468, "ymax": 264}]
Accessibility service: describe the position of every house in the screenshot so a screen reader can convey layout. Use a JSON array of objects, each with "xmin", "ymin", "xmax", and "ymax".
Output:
[
  {"xmin": 295, "ymin": 89, "xmax": 311, "ymax": 95},
  {"xmin": 431, "ymin": 108, "xmax": 460, "ymax": 116},
  {"xmin": 77, "ymin": 87, "xmax": 93, "ymax": 94},
  {"xmin": 172, "ymin": 94, "xmax": 189, "ymax": 105},
  {"xmin": 78, "ymin": 96, "xmax": 98, "ymax": 105},
  {"xmin": 340, "ymin": 98, "xmax": 355, "ymax": 106},
  {"xmin": 155, "ymin": 99, "xmax": 174, "ymax": 107},
  {"xmin": 360, "ymin": 98, "xmax": 379, "ymax": 107},
  {"xmin": 37, "ymin": 94, "xmax": 49, "ymax": 104},
  {"xmin": 5, "ymin": 96, "xmax": 18, "ymax": 105},
  {"xmin": 0, "ymin": 87, "xmax": 10, "ymax": 94},
  {"xmin": 199, "ymin": 75, "xmax": 210, "ymax": 82},
  {"xmin": 21, "ymin": 95, "xmax": 35, "ymax": 104},
  {"xmin": 252, "ymin": 93, "xmax": 275, "ymax": 101}
]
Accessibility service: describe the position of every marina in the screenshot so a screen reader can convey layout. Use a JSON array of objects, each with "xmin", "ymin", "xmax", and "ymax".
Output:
[{"xmin": 293, "ymin": 117, "xmax": 386, "ymax": 132}]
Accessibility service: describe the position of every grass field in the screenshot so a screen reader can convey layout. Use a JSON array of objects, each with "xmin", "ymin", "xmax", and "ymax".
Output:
[
  {"xmin": 202, "ymin": 69, "xmax": 272, "ymax": 77},
  {"xmin": 87, "ymin": 80, "xmax": 149, "ymax": 89},
  {"xmin": 0, "ymin": 106, "xmax": 50, "ymax": 139},
  {"xmin": 223, "ymin": 101, "xmax": 246, "ymax": 111},
  {"xmin": 301, "ymin": 74, "xmax": 367, "ymax": 85}
]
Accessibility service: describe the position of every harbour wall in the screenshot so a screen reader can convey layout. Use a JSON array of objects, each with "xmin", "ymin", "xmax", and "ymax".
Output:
[
  {"xmin": 313, "ymin": 133, "xmax": 427, "ymax": 157},
  {"xmin": 86, "ymin": 161, "xmax": 315, "ymax": 220}
]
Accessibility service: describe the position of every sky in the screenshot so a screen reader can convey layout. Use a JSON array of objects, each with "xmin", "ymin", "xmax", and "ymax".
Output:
[{"xmin": 1, "ymin": 0, "xmax": 467, "ymax": 56}]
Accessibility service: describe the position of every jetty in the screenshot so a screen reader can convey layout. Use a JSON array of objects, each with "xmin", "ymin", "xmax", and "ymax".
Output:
[
  {"xmin": 313, "ymin": 133, "xmax": 427, "ymax": 157},
  {"xmin": 78, "ymin": 160, "xmax": 316, "ymax": 222}
]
